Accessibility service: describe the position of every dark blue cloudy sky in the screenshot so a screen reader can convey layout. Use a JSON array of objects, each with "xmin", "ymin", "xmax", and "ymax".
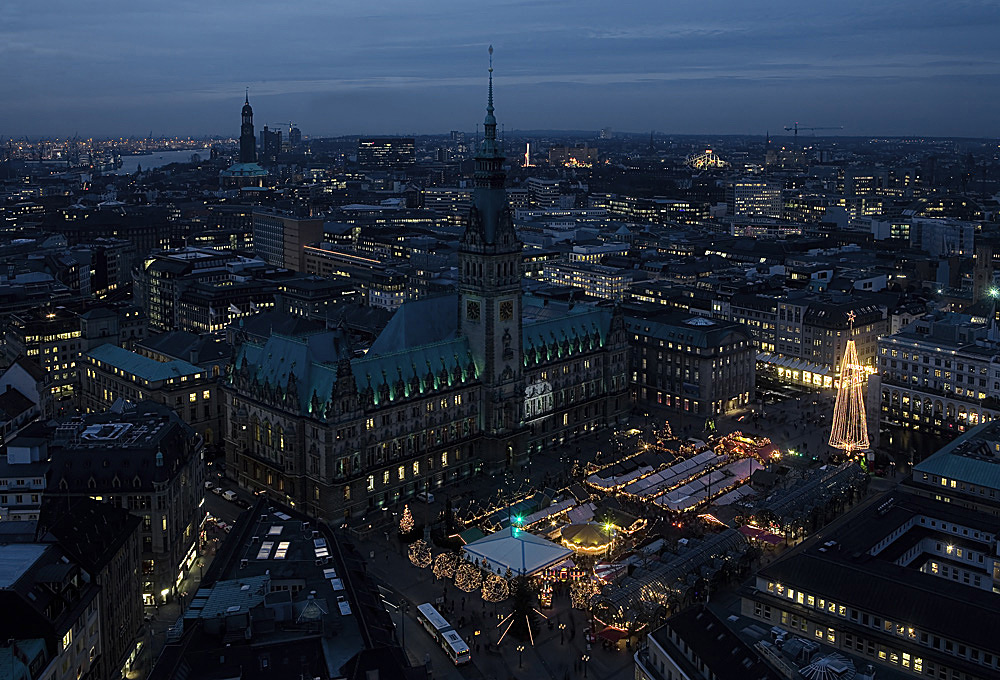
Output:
[{"xmin": 3, "ymin": 0, "xmax": 999, "ymax": 137}]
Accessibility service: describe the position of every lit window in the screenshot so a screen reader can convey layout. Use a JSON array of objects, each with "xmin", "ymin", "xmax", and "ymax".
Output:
[
  {"xmin": 383, "ymin": 470, "xmax": 389, "ymax": 485},
  {"xmin": 398, "ymin": 466, "xmax": 405, "ymax": 481}
]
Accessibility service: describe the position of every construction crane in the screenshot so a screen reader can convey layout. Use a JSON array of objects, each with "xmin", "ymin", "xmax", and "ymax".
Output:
[{"xmin": 784, "ymin": 122, "xmax": 843, "ymax": 143}]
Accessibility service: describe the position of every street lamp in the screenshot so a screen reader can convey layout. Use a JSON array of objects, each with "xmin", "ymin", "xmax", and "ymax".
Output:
[
  {"xmin": 582, "ymin": 653, "xmax": 590, "ymax": 678},
  {"xmin": 559, "ymin": 622, "xmax": 566, "ymax": 644},
  {"xmin": 517, "ymin": 644, "xmax": 525, "ymax": 668}
]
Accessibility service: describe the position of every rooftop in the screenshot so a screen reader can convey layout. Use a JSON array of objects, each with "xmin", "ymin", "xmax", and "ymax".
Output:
[
  {"xmin": 86, "ymin": 343, "xmax": 204, "ymax": 383},
  {"xmin": 913, "ymin": 420, "xmax": 1000, "ymax": 491},
  {"xmin": 757, "ymin": 489, "xmax": 1000, "ymax": 655},
  {"xmin": 651, "ymin": 605, "xmax": 781, "ymax": 680},
  {"xmin": 0, "ymin": 544, "xmax": 48, "ymax": 588}
]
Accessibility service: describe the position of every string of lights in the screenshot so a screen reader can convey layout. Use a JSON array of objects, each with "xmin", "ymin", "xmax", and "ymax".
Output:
[
  {"xmin": 408, "ymin": 540, "xmax": 432, "ymax": 568},
  {"xmin": 829, "ymin": 314, "xmax": 870, "ymax": 456}
]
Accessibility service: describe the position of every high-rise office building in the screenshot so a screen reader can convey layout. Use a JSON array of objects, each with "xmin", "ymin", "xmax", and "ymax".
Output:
[
  {"xmin": 727, "ymin": 178, "xmax": 783, "ymax": 219},
  {"xmin": 258, "ymin": 125, "xmax": 282, "ymax": 164},
  {"xmin": 357, "ymin": 138, "xmax": 415, "ymax": 168},
  {"xmin": 251, "ymin": 209, "xmax": 324, "ymax": 271}
]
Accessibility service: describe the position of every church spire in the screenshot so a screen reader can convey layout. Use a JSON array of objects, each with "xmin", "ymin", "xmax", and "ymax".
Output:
[
  {"xmin": 239, "ymin": 91, "xmax": 256, "ymax": 164},
  {"xmin": 487, "ymin": 45, "xmax": 494, "ymax": 121}
]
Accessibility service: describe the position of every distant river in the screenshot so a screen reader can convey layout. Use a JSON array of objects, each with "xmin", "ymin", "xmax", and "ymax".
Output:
[{"xmin": 113, "ymin": 148, "xmax": 209, "ymax": 174}]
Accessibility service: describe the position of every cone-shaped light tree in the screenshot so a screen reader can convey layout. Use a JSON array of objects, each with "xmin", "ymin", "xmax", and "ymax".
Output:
[{"xmin": 829, "ymin": 312, "xmax": 870, "ymax": 457}]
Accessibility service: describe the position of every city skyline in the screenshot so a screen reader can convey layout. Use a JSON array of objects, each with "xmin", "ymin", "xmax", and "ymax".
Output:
[{"xmin": 3, "ymin": 0, "xmax": 999, "ymax": 138}]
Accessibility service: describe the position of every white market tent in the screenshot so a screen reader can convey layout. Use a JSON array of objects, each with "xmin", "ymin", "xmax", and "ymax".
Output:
[{"xmin": 462, "ymin": 527, "xmax": 573, "ymax": 577}]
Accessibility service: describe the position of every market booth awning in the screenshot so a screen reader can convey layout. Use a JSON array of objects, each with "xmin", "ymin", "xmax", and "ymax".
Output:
[
  {"xmin": 739, "ymin": 525, "xmax": 784, "ymax": 545},
  {"xmin": 596, "ymin": 626, "xmax": 629, "ymax": 642},
  {"xmin": 462, "ymin": 527, "xmax": 573, "ymax": 577}
]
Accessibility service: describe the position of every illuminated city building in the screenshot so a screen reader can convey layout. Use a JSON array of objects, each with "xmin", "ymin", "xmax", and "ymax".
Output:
[
  {"xmin": 81, "ymin": 343, "xmax": 221, "ymax": 444},
  {"xmin": 45, "ymin": 401, "xmax": 206, "ymax": 605},
  {"xmin": 878, "ymin": 311, "xmax": 1000, "ymax": 440},
  {"xmin": 744, "ymin": 481, "xmax": 1000, "ymax": 680},
  {"xmin": 357, "ymin": 138, "xmax": 415, "ymax": 168},
  {"xmin": 251, "ymin": 209, "xmax": 324, "ymax": 272},
  {"xmin": 626, "ymin": 311, "xmax": 756, "ymax": 417},
  {"xmin": 726, "ymin": 178, "xmax": 783, "ymax": 220}
]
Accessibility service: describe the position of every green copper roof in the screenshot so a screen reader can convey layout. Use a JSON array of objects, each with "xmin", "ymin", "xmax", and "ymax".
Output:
[
  {"xmin": 367, "ymin": 295, "xmax": 458, "ymax": 356},
  {"xmin": 86, "ymin": 343, "xmax": 203, "ymax": 383},
  {"xmin": 914, "ymin": 421, "xmax": 1000, "ymax": 491}
]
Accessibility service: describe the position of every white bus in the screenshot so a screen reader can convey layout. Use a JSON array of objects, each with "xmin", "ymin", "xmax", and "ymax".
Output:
[
  {"xmin": 440, "ymin": 629, "xmax": 471, "ymax": 665},
  {"xmin": 415, "ymin": 603, "xmax": 471, "ymax": 666}
]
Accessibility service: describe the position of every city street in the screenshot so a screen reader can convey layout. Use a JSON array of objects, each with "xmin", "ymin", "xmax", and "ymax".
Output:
[{"xmin": 358, "ymin": 531, "xmax": 635, "ymax": 680}]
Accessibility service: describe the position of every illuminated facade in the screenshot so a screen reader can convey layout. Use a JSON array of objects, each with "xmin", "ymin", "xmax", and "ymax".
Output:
[
  {"xmin": 540, "ymin": 262, "xmax": 631, "ymax": 300},
  {"xmin": 627, "ymin": 313, "xmax": 755, "ymax": 416},
  {"xmin": 726, "ymin": 178, "xmax": 783, "ymax": 219},
  {"xmin": 878, "ymin": 313, "xmax": 1000, "ymax": 438},
  {"xmin": 357, "ymin": 138, "xmax": 415, "ymax": 168}
]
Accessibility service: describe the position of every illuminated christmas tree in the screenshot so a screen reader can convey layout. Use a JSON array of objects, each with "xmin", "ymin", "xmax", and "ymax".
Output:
[
  {"xmin": 829, "ymin": 312, "xmax": 870, "ymax": 458},
  {"xmin": 399, "ymin": 505, "xmax": 414, "ymax": 534}
]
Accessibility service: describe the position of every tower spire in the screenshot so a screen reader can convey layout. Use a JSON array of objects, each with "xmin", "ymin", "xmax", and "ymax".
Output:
[
  {"xmin": 245, "ymin": 87, "xmax": 249, "ymax": 105},
  {"xmin": 488, "ymin": 45, "xmax": 494, "ymax": 117}
]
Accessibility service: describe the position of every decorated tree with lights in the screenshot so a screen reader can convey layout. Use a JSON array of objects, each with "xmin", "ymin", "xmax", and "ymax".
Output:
[
  {"xmin": 571, "ymin": 578, "xmax": 601, "ymax": 610},
  {"xmin": 454, "ymin": 560, "xmax": 482, "ymax": 592},
  {"xmin": 829, "ymin": 311, "xmax": 870, "ymax": 464},
  {"xmin": 433, "ymin": 552, "xmax": 458, "ymax": 580},
  {"xmin": 408, "ymin": 540, "xmax": 432, "ymax": 568},
  {"xmin": 399, "ymin": 505, "xmax": 414, "ymax": 534},
  {"xmin": 482, "ymin": 572, "xmax": 510, "ymax": 602}
]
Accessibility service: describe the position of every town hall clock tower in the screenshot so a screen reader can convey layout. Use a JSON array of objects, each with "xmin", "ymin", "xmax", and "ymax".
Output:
[{"xmin": 457, "ymin": 47, "xmax": 527, "ymax": 471}]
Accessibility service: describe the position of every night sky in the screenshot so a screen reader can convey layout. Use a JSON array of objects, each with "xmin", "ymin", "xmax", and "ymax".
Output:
[{"xmin": 3, "ymin": 0, "xmax": 999, "ymax": 138}]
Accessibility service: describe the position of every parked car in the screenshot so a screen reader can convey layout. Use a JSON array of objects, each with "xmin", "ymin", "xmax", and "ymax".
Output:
[
  {"xmin": 416, "ymin": 491, "xmax": 435, "ymax": 503},
  {"xmin": 234, "ymin": 498, "xmax": 250, "ymax": 509},
  {"xmin": 204, "ymin": 481, "xmax": 214, "ymax": 490},
  {"xmin": 212, "ymin": 487, "xmax": 224, "ymax": 496},
  {"xmin": 222, "ymin": 490, "xmax": 237, "ymax": 502}
]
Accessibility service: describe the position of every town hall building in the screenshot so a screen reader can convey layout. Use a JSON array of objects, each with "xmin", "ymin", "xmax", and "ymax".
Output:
[{"xmin": 222, "ymin": 62, "xmax": 630, "ymax": 520}]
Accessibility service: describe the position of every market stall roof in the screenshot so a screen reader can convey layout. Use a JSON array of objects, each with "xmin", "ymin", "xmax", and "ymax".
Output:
[
  {"xmin": 596, "ymin": 626, "xmax": 629, "ymax": 642},
  {"xmin": 561, "ymin": 523, "xmax": 610, "ymax": 549},
  {"xmin": 739, "ymin": 525, "xmax": 784, "ymax": 545},
  {"xmin": 458, "ymin": 527, "xmax": 486, "ymax": 545},
  {"xmin": 462, "ymin": 527, "xmax": 573, "ymax": 577}
]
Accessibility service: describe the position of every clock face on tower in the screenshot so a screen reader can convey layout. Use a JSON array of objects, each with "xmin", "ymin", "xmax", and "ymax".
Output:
[
  {"xmin": 499, "ymin": 300, "xmax": 514, "ymax": 321},
  {"xmin": 466, "ymin": 300, "xmax": 481, "ymax": 321}
]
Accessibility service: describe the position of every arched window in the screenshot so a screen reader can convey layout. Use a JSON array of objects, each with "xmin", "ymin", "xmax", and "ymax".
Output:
[
  {"xmin": 278, "ymin": 426, "xmax": 285, "ymax": 451},
  {"xmin": 265, "ymin": 421, "xmax": 272, "ymax": 448},
  {"xmin": 252, "ymin": 416, "xmax": 260, "ymax": 443}
]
